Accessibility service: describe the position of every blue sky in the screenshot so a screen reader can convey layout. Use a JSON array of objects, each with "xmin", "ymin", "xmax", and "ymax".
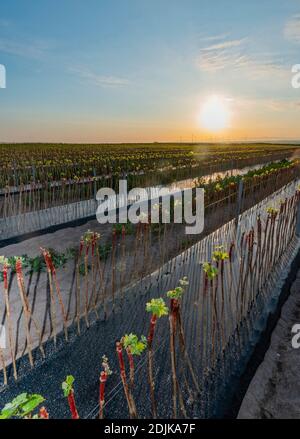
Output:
[{"xmin": 0, "ymin": 0, "xmax": 300, "ymax": 142}]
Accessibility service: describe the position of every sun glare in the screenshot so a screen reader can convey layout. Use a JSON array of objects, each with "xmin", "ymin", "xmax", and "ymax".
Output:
[{"xmin": 199, "ymin": 95, "xmax": 231, "ymax": 132}]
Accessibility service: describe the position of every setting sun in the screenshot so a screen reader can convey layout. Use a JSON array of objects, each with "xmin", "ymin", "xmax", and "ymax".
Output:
[{"xmin": 199, "ymin": 95, "xmax": 231, "ymax": 132}]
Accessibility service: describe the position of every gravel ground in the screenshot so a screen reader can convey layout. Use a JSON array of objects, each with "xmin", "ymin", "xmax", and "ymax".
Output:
[
  {"xmin": 0, "ymin": 265, "xmax": 184, "ymax": 419},
  {"xmin": 0, "ymin": 197, "xmax": 237, "ymax": 367},
  {"xmin": 0, "ymin": 180, "xmax": 298, "ymax": 419}
]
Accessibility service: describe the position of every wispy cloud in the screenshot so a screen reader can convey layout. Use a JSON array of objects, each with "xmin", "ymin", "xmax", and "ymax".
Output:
[
  {"xmin": 236, "ymin": 97, "xmax": 300, "ymax": 112},
  {"xmin": 266, "ymin": 99, "xmax": 300, "ymax": 111},
  {"xmin": 284, "ymin": 14, "xmax": 300, "ymax": 43},
  {"xmin": 200, "ymin": 33, "xmax": 230, "ymax": 42},
  {"xmin": 0, "ymin": 38, "xmax": 51, "ymax": 59},
  {"xmin": 200, "ymin": 38, "xmax": 247, "ymax": 52},
  {"xmin": 197, "ymin": 35, "xmax": 287, "ymax": 78},
  {"xmin": 71, "ymin": 67, "xmax": 130, "ymax": 88}
]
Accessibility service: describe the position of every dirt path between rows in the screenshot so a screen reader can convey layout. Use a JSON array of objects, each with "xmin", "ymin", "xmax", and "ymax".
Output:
[{"xmin": 238, "ymin": 269, "xmax": 300, "ymax": 418}]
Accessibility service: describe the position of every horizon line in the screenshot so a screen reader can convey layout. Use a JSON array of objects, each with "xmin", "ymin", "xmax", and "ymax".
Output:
[{"xmin": 1, "ymin": 139, "xmax": 300, "ymax": 146}]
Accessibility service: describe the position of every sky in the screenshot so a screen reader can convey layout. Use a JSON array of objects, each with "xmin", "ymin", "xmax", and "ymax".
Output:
[{"xmin": 0, "ymin": 0, "xmax": 300, "ymax": 143}]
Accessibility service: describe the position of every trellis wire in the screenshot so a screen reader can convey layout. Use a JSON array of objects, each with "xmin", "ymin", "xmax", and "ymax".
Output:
[
  {"xmin": 0, "ymin": 180, "xmax": 299, "ymax": 418},
  {"xmin": 0, "ymin": 163, "xmax": 297, "ymax": 241}
]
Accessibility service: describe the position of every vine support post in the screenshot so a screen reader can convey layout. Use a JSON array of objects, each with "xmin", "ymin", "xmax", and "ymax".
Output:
[
  {"xmin": 93, "ymin": 167, "xmax": 97, "ymax": 201},
  {"xmin": 32, "ymin": 165, "xmax": 36, "ymax": 183},
  {"xmin": 13, "ymin": 160, "xmax": 18, "ymax": 187},
  {"xmin": 296, "ymin": 199, "xmax": 300, "ymax": 238},
  {"xmin": 235, "ymin": 179, "xmax": 244, "ymax": 230}
]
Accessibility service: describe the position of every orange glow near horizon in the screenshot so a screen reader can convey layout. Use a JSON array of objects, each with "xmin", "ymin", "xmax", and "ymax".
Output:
[{"xmin": 1, "ymin": 96, "xmax": 300, "ymax": 143}]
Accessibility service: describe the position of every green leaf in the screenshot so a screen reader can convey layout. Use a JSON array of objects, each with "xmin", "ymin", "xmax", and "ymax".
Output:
[
  {"xmin": 0, "ymin": 393, "xmax": 45, "ymax": 419},
  {"xmin": 21, "ymin": 394, "xmax": 45, "ymax": 417},
  {"xmin": 62, "ymin": 375, "xmax": 75, "ymax": 397},
  {"xmin": 146, "ymin": 298, "xmax": 168, "ymax": 318},
  {"xmin": 212, "ymin": 247, "xmax": 229, "ymax": 262},
  {"xmin": 122, "ymin": 333, "xmax": 147, "ymax": 355},
  {"xmin": 203, "ymin": 262, "xmax": 218, "ymax": 279},
  {"xmin": 167, "ymin": 286, "xmax": 184, "ymax": 300},
  {"xmin": 179, "ymin": 276, "xmax": 189, "ymax": 287},
  {"xmin": 0, "ymin": 393, "xmax": 28, "ymax": 419}
]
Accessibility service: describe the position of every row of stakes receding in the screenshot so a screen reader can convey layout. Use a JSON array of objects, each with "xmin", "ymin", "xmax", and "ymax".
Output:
[
  {"xmin": 0, "ymin": 158, "xmax": 297, "ymax": 240},
  {"xmin": 0, "ymin": 179, "xmax": 299, "ymax": 418}
]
